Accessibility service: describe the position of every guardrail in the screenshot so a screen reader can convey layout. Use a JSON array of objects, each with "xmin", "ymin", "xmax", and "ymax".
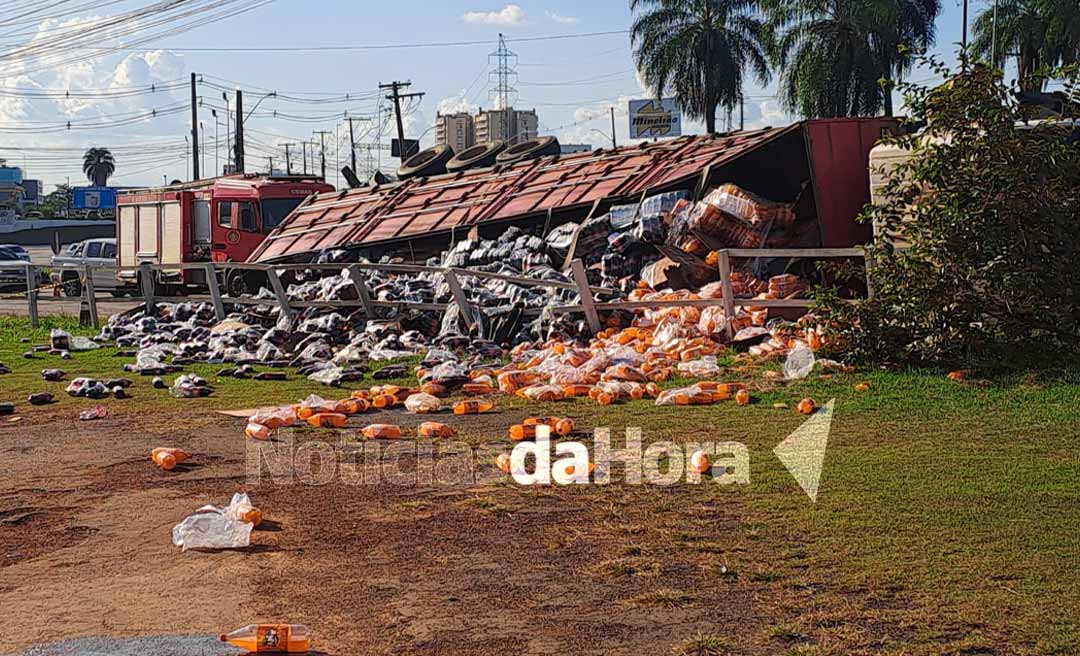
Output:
[{"xmin": 2, "ymin": 247, "xmax": 871, "ymax": 338}]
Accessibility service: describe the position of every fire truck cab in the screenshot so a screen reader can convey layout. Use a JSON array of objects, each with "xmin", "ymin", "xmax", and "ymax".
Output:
[{"xmin": 117, "ymin": 174, "xmax": 333, "ymax": 294}]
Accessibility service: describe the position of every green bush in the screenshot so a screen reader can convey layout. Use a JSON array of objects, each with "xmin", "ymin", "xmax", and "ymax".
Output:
[{"xmin": 817, "ymin": 57, "xmax": 1080, "ymax": 369}]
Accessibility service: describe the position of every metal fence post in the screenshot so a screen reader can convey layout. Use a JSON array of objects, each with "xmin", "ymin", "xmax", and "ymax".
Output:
[
  {"xmin": 717, "ymin": 250, "xmax": 736, "ymax": 342},
  {"xmin": 265, "ymin": 267, "xmax": 295, "ymax": 323},
  {"xmin": 444, "ymin": 268, "xmax": 476, "ymax": 330},
  {"xmin": 345, "ymin": 265, "xmax": 377, "ymax": 317},
  {"xmin": 139, "ymin": 262, "xmax": 156, "ymax": 316},
  {"xmin": 25, "ymin": 263, "xmax": 39, "ymax": 329},
  {"xmin": 570, "ymin": 259, "xmax": 602, "ymax": 335},
  {"xmin": 202, "ymin": 263, "xmax": 226, "ymax": 321},
  {"xmin": 82, "ymin": 264, "xmax": 99, "ymax": 329}
]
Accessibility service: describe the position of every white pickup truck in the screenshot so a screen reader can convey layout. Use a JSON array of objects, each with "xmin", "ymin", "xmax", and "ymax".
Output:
[{"xmin": 50, "ymin": 238, "xmax": 131, "ymax": 297}]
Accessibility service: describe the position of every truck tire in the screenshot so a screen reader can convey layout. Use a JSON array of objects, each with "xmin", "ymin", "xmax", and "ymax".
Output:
[
  {"xmin": 397, "ymin": 144, "xmax": 455, "ymax": 180},
  {"xmin": 446, "ymin": 141, "xmax": 506, "ymax": 173},
  {"xmin": 61, "ymin": 273, "xmax": 82, "ymax": 297},
  {"xmin": 495, "ymin": 136, "xmax": 561, "ymax": 165}
]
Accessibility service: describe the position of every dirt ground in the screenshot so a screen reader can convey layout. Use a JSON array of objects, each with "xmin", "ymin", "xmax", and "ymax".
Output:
[{"xmin": 1, "ymin": 404, "xmax": 903, "ymax": 656}]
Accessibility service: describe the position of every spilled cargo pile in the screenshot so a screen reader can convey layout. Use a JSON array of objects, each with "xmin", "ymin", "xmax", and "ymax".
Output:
[{"xmin": 97, "ymin": 183, "xmax": 829, "ymax": 394}]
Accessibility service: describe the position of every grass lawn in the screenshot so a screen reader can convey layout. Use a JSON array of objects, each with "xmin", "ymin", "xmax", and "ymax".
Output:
[{"xmin": 2, "ymin": 315, "xmax": 1078, "ymax": 654}]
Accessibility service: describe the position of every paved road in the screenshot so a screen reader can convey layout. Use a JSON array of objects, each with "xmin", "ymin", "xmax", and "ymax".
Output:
[{"xmin": 0, "ymin": 244, "xmax": 141, "ymax": 318}]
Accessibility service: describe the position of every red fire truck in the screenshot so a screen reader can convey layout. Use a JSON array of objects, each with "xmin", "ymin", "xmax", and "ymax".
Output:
[{"xmin": 116, "ymin": 174, "xmax": 333, "ymax": 295}]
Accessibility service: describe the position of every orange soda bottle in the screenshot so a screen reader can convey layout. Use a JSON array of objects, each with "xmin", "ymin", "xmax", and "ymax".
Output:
[
  {"xmin": 453, "ymin": 400, "xmax": 494, "ymax": 415},
  {"xmin": 462, "ymin": 382, "xmax": 495, "ymax": 395},
  {"xmin": 220, "ymin": 624, "xmax": 310, "ymax": 653},
  {"xmin": 362, "ymin": 424, "xmax": 402, "ymax": 439},
  {"xmin": 509, "ymin": 424, "xmax": 538, "ymax": 442},
  {"xmin": 350, "ymin": 389, "xmax": 370, "ymax": 401},
  {"xmin": 245, "ymin": 423, "xmax": 271, "ymax": 441},
  {"xmin": 418, "ymin": 422, "xmax": 456, "ymax": 438},
  {"xmin": 307, "ymin": 413, "xmax": 347, "ymax": 428},
  {"xmin": 152, "ymin": 447, "xmax": 190, "ymax": 470},
  {"xmin": 334, "ymin": 399, "xmax": 364, "ymax": 415},
  {"xmin": 420, "ymin": 382, "xmax": 447, "ymax": 397},
  {"xmin": 562, "ymin": 384, "xmax": 593, "ymax": 398},
  {"xmin": 372, "ymin": 394, "xmax": 396, "ymax": 409}
]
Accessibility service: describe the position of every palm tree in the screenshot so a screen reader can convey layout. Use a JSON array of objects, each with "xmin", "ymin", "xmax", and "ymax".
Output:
[
  {"xmin": 973, "ymin": 0, "xmax": 1080, "ymax": 92},
  {"xmin": 768, "ymin": 0, "xmax": 939, "ymax": 117},
  {"xmin": 631, "ymin": 0, "xmax": 772, "ymax": 134},
  {"xmin": 82, "ymin": 148, "xmax": 115, "ymax": 187}
]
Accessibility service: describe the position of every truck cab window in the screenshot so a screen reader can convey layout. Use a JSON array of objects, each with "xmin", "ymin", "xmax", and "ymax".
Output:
[
  {"xmin": 238, "ymin": 202, "xmax": 258, "ymax": 232},
  {"xmin": 218, "ymin": 202, "xmax": 233, "ymax": 227},
  {"xmin": 102, "ymin": 242, "xmax": 116, "ymax": 259},
  {"xmin": 86, "ymin": 242, "xmax": 102, "ymax": 258}
]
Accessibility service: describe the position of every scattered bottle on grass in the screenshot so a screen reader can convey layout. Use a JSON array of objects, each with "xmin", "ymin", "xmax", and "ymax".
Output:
[
  {"xmin": 453, "ymin": 400, "xmax": 494, "ymax": 415},
  {"xmin": 362, "ymin": 424, "xmax": 402, "ymax": 439},
  {"xmin": 220, "ymin": 624, "xmax": 311, "ymax": 653},
  {"xmin": 152, "ymin": 447, "xmax": 190, "ymax": 471},
  {"xmin": 307, "ymin": 413, "xmax": 347, "ymax": 428},
  {"xmin": 689, "ymin": 450, "xmax": 711, "ymax": 474},
  {"xmin": 797, "ymin": 398, "xmax": 817, "ymax": 415},
  {"xmin": 418, "ymin": 422, "xmax": 456, "ymax": 438}
]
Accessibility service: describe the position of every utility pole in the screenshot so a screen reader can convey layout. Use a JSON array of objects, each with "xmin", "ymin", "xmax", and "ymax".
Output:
[
  {"xmin": 489, "ymin": 34, "xmax": 518, "ymax": 143},
  {"xmin": 739, "ymin": 93, "xmax": 745, "ymax": 131},
  {"xmin": 190, "ymin": 73, "xmax": 200, "ymax": 180},
  {"xmin": 609, "ymin": 107, "xmax": 618, "ymax": 149},
  {"xmin": 314, "ymin": 130, "xmax": 331, "ymax": 180},
  {"xmin": 380, "ymin": 81, "xmax": 424, "ymax": 163},
  {"xmin": 267, "ymin": 156, "xmax": 273, "ymax": 174},
  {"xmin": 348, "ymin": 117, "xmax": 357, "ymax": 171},
  {"xmin": 222, "ymin": 92, "xmax": 231, "ymax": 173},
  {"xmin": 200, "ymin": 121, "xmax": 205, "ymax": 176},
  {"xmin": 234, "ymin": 89, "xmax": 245, "ymax": 173},
  {"xmin": 302, "ymin": 142, "xmax": 308, "ymax": 175},
  {"xmin": 281, "ymin": 143, "xmax": 294, "ymax": 175}
]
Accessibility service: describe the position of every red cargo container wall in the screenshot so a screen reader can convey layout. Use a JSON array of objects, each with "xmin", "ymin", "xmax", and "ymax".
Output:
[{"xmin": 804, "ymin": 118, "xmax": 898, "ymax": 247}]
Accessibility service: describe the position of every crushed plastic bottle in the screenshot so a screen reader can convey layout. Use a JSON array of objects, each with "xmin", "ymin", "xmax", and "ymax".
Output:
[
  {"xmin": 418, "ymin": 422, "xmax": 456, "ymax": 438},
  {"xmin": 78, "ymin": 405, "xmax": 107, "ymax": 421},
  {"xmin": 172, "ymin": 511, "xmax": 253, "ymax": 551},
  {"xmin": 404, "ymin": 392, "xmax": 441, "ymax": 414},
  {"xmin": 783, "ymin": 344, "xmax": 816, "ymax": 381},
  {"xmin": 362, "ymin": 424, "xmax": 402, "ymax": 439},
  {"xmin": 220, "ymin": 624, "xmax": 311, "ymax": 653}
]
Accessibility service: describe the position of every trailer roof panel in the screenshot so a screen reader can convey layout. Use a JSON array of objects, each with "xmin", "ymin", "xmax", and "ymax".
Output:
[{"xmin": 250, "ymin": 126, "xmax": 797, "ymax": 262}]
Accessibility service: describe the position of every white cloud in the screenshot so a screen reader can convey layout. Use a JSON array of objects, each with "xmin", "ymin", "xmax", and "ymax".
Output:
[
  {"xmin": 462, "ymin": 4, "xmax": 526, "ymax": 25},
  {"xmin": 436, "ymin": 93, "xmax": 480, "ymax": 116},
  {"xmin": 0, "ymin": 16, "xmax": 189, "ymax": 188},
  {"xmin": 546, "ymin": 11, "xmax": 579, "ymax": 25}
]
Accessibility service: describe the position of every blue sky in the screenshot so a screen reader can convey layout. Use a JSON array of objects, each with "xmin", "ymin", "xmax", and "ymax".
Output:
[{"xmin": 0, "ymin": 0, "xmax": 981, "ymax": 189}]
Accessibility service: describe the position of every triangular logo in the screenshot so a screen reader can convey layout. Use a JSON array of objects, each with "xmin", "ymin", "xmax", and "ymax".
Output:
[{"xmin": 773, "ymin": 399, "xmax": 834, "ymax": 503}]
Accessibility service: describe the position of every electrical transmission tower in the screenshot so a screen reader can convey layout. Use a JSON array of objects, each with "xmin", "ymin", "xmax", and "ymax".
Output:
[{"xmin": 488, "ymin": 33, "xmax": 519, "ymax": 143}]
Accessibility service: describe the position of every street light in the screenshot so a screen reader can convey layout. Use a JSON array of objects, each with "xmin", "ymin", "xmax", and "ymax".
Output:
[
  {"xmin": 211, "ymin": 109, "xmax": 222, "ymax": 176},
  {"xmin": 222, "ymin": 92, "xmax": 231, "ymax": 171}
]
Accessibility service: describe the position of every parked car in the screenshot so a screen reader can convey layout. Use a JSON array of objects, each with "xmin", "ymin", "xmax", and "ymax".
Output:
[
  {"xmin": 23, "ymin": 210, "xmax": 43, "ymax": 219},
  {"xmin": 0, "ymin": 245, "xmax": 29, "ymax": 289},
  {"xmin": 50, "ymin": 238, "xmax": 128, "ymax": 297},
  {"xmin": 0, "ymin": 244, "xmax": 31, "ymax": 262}
]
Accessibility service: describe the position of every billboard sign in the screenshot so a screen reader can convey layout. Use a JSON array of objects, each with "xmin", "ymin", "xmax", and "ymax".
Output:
[
  {"xmin": 628, "ymin": 98, "xmax": 682, "ymax": 139},
  {"xmin": 72, "ymin": 186, "xmax": 117, "ymax": 211}
]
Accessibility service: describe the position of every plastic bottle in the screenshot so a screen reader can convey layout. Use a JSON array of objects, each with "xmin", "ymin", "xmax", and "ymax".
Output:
[
  {"xmin": 509, "ymin": 424, "xmax": 538, "ymax": 442},
  {"xmin": 797, "ymin": 398, "xmax": 817, "ymax": 415},
  {"xmin": 220, "ymin": 624, "xmax": 310, "ymax": 653},
  {"xmin": 372, "ymin": 394, "xmax": 397, "ymax": 409},
  {"xmin": 333, "ymin": 399, "xmax": 363, "ymax": 415},
  {"xmin": 496, "ymin": 453, "xmax": 511, "ymax": 473},
  {"xmin": 152, "ymin": 447, "xmax": 190, "ymax": 471},
  {"xmin": 362, "ymin": 424, "xmax": 402, "ymax": 439},
  {"xmin": 562, "ymin": 384, "xmax": 593, "ymax": 398},
  {"xmin": 689, "ymin": 450, "xmax": 711, "ymax": 474},
  {"xmin": 462, "ymin": 382, "xmax": 495, "ymax": 395},
  {"xmin": 418, "ymin": 422, "xmax": 456, "ymax": 438},
  {"xmin": 420, "ymin": 382, "xmax": 447, "ymax": 397},
  {"xmin": 350, "ymin": 390, "xmax": 371, "ymax": 401},
  {"xmin": 307, "ymin": 413, "xmax": 347, "ymax": 428},
  {"xmin": 523, "ymin": 417, "xmax": 574, "ymax": 436},
  {"xmin": 735, "ymin": 389, "xmax": 751, "ymax": 406},
  {"xmin": 453, "ymin": 400, "xmax": 494, "ymax": 415},
  {"xmin": 245, "ymin": 423, "xmax": 271, "ymax": 441}
]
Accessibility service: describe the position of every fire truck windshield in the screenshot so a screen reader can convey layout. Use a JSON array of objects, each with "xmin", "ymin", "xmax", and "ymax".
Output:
[{"xmin": 260, "ymin": 198, "xmax": 305, "ymax": 231}]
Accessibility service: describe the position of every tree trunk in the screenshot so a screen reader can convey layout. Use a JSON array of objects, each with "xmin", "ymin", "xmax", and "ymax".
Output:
[
  {"xmin": 883, "ymin": 83, "xmax": 894, "ymax": 117},
  {"xmin": 705, "ymin": 108, "xmax": 716, "ymax": 134}
]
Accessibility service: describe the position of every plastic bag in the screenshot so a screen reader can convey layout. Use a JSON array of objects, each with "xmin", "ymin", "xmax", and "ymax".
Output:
[
  {"xmin": 677, "ymin": 356, "xmax": 721, "ymax": 378},
  {"xmin": 519, "ymin": 385, "xmax": 566, "ymax": 401},
  {"xmin": 248, "ymin": 406, "xmax": 296, "ymax": 429},
  {"xmin": 655, "ymin": 386, "xmax": 717, "ymax": 406},
  {"xmin": 783, "ymin": 344, "xmax": 815, "ymax": 380},
  {"xmin": 404, "ymin": 393, "xmax": 441, "ymax": 414},
  {"xmin": 308, "ymin": 363, "xmax": 345, "ymax": 386},
  {"xmin": 172, "ymin": 511, "xmax": 253, "ymax": 551}
]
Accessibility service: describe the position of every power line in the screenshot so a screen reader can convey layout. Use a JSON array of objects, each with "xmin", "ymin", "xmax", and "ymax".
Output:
[{"xmin": 60, "ymin": 29, "xmax": 632, "ymax": 53}]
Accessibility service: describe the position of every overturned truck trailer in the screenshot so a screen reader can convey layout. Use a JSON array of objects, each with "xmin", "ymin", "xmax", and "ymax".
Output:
[{"xmin": 248, "ymin": 118, "xmax": 898, "ymax": 265}]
